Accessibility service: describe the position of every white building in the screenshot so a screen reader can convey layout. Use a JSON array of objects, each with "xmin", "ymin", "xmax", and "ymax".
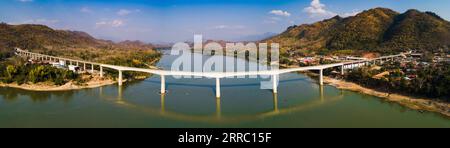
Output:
[{"xmin": 68, "ymin": 65, "xmax": 80, "ymax": 72}]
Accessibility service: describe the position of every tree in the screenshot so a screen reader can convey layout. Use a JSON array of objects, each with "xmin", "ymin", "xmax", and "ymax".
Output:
[{"xmin": 5, "ymin": 65, "xmax": 17, "ymax": 83}]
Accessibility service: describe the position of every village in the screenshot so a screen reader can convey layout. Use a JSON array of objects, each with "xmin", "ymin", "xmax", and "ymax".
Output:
[{"xmin": 281, "ymin": 50, "xmax": 450, "ymax": 82}]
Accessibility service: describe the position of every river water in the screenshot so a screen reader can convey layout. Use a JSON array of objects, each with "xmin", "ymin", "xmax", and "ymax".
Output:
[{"xmin": 0, "ymin": 50, "xmax": 449, "ymax": 127}]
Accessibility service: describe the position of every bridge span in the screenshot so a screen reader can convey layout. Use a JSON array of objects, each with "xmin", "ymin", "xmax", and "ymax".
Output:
[{"xmin": 14, "ymin": 48, "xmax": 407, "ymax": 98}]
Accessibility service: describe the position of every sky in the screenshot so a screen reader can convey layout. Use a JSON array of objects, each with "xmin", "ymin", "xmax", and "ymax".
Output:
[{"xmin": 1, "ymin": 0, "xmax": 449, "ymax": 43}]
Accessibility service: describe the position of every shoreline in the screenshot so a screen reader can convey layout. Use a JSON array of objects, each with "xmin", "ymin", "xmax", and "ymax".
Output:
[
  {"xmin": 322, "ymin": 76, "xmax": 450, "ymax": 117},
  {"xmin": 0, "ymin": 76, "xmax": 117, "ymax": 92},
  {"xmin": 285, "ymin": 64, "xmax": 450, "ymax": 118}
]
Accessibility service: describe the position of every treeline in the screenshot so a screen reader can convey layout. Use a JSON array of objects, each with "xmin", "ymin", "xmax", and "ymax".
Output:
[
  {"xmin": 344, "ymin": 62, "xmax": 450, "ymax": 102},
  {"xmin": 0, "ymin": 51, "xmax": 12, "ymax": 60},
  {"xmin": 0, "ymin": 58, "xmax": 79, "ymax": 85}
]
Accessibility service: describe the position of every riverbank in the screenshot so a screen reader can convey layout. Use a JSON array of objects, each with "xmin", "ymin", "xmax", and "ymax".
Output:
[
  {"xmin": 285, "ymin": 63, "xmax": 450, "ymax": 117},
  {"xmin": 322, "ymin": 76, "xmax": 450, "ymax": 117},
  {"xmin": 0, "ymin": 75, "xmax": 117, "ymax": 91}
]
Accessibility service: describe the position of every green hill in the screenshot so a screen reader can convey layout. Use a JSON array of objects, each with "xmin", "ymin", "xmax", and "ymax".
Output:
[
  {"xmin": 0, "ymin": 23, "xmax": 160, "ymax": 67},
  {"xmin": 266, "ymin": 8, "xmax": 450, "ymax": 55}
]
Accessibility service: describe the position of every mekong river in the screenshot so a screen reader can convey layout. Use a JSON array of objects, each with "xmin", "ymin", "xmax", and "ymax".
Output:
[{"xmin": 0, "ymin": 49, "xmax": 448, "ymax": 127}]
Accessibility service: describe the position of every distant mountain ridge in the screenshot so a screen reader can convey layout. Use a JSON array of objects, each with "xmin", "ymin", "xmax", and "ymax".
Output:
[
  {"xmin": 0, "ymin": 23, "xmax": 154, "ymax": 54},
  {"xmin": 266, "ymin": 8, "xmax": 450, "ymax": 54},
  {"xmin": 232, "ymin": 32, "xmax": 278, "ymax": 42}
]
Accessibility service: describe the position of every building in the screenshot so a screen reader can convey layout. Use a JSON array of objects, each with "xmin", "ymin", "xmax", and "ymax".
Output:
[{"xmin": 68, "ymin": 65, "xmax": 80, "ymax": 72}]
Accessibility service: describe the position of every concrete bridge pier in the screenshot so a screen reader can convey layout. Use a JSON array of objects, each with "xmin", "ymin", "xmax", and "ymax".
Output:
[
  {"xmin": 118, "ymin": 70, "xmax": 123, "ymax": 86},
  {"xmin": 272, "ymin": 75, "xmax": 278, "ymax": 94},
  {"xmin": 341, "ymin": 64, "xmax": 344, "ymax": 75},
  {"xmin": 91, "ymin": 64, "xmax": 94, "ymax": 73},
  {"xmin": 160, "ymin": 75, "xmax": 166, "ymax": 94},
  {"xmin": 216, "ymin": 78, "xmax": 221, "ymax": 98},
  {"xmin": 319, "ymin": 69, "xmax": 324, "ymax": 86},
  {"xmin": 100, "ymin": 66, "xmax": 103, "ymax": 78}
]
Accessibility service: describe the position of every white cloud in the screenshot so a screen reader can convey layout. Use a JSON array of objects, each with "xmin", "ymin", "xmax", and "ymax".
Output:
[
  {"xmin": 269, "ymin": 10, "xmax": 291, "ymax": 17},
  {"xmin": 111, "ymin": 20, "xmax": 124, "ymax": 27},
  {"xmin": 17, "ymin": 0, "xmax": 33, "ymax": 2},
  {"xmin": 80, "ymin": 7, "xmax": 92, "ymax": 13},
  {"xmin": 341, "ymin": 10, "xmax": 361, "ymax": 17},
  {"xmin": 117, "ymin": 9, "xmax": 132, "ymax": 16},
  {"xmin": 117, "ymin": 9, "xmax": 141, "ymax": 16},
  {"xmin": 304, "ymin": 0, "xmax": 362, "ymax": 19},
  {"xmin": 213, "ymin": 25, "xmax": 245, "ymax": 30},
  {"xmin": 96, "ymin": 19, "xmax": 125, "ymax": 28},
  {"xmin": 303, "ymin": 0, "xmax": 337, "ymax": 18},
  {"xmin": 263, "ymin": 16, "xmax": 284, "ymax": 24}
]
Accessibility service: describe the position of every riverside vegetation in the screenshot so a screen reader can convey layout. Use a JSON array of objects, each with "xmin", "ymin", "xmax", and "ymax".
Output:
[{"xmin": 343, "ymin": 62, "xmax": 450, "ymax": 102}]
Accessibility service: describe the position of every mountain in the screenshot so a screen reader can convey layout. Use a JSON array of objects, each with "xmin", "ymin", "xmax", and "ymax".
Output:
[
  {"xmin": 117, "ymin": 40, "xmax": 154, "ymax": 50},
  {"xmin": 0, "ymin": 23, "xmax": 160, "ymax": 67},
  {"xmin": 266, "ymin": 8, "xmax": 450, "ymax": 54},
  {"xmin": 232, "ymin": 32, "xmax": 278, "ymax": 42},
  {"xmin": 0, "ymin": 23, "xmax": 154, "ymax": 54},
  {"xmin": 381, "ymin": 9, "xmax": 450, "ymax": 52}
]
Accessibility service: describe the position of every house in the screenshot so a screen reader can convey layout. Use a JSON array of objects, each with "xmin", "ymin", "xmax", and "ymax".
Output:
[
  {"xmin": 51, "ymin": 62, "xmax": 65, "ymax": 69},
  {"xmin": 407, "ymin": 75, "xmax": 417, "ymax": 79},
  {"xmin": 68, "ymin": 65, "xmax": 80, "ymax": 72},
  {"xmin": 59, "ymin": 60, "xmax": 66, "ymax": 66}
]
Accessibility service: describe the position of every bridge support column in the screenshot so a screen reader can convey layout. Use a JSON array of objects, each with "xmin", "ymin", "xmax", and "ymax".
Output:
[
  {"xmin": 100, "ymin": 66, "xmax": 103, "ymax": 78},
  {"xmin": 160, "ymin": 75, "xmax": 166, "ymax": 94},
  {"xmin": 272, "ymin": 75, "xmax": 278, "ymax": 94},
  {"xmin": 83, "ymin": 63, "xmax": 86, "ymax": 71},
  {"xmin": 319, "ymin": 69, "xmax": 324, "ymax": 86},
  {"xmin": 91, "ymin": 64, "xmax": 94, "ymax": 73},
  {"xmin": 216, "ymin": 78, "xmax": 221, "ymax": 98},
  {"xmin": 341, "ymin": 65, "xmax": 344, "ymax": 75},
  {"xmin": 118, "ymin": 70, "xmax": 123, "ymax": 86}
]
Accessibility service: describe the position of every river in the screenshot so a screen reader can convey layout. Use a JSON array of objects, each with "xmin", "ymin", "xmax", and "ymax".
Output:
[{"xmin": 0, "ymin": 49, "xmax": 449, "ymax": 128}]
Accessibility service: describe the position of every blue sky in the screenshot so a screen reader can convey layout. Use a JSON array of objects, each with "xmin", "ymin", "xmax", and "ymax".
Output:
[{"xmin": 1, "ymin": 0, "xmax": 449, "ymax": 43}]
